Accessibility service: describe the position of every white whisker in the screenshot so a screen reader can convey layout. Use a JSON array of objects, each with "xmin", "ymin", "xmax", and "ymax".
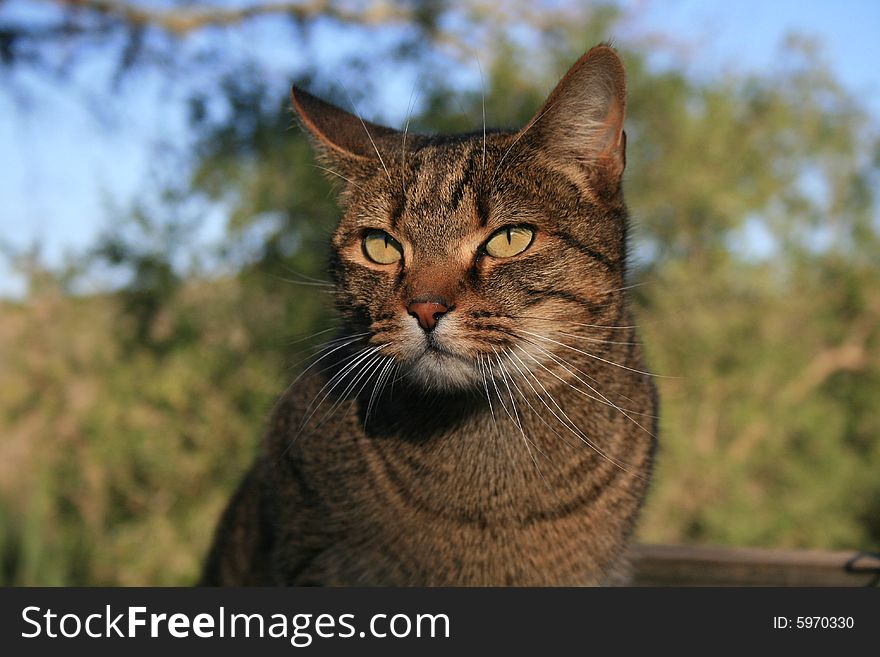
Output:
[
  {"xmin": 287, "ymin": 325, "xmax": 340, "ymax": 347},
  {"xmin": 278, "ymin": 343, "xmax": 380, "ymax": 458},
  {"xmin": 509, "ymin": 314, "xmax": 640, "ymax": 330},
  {"xmin": 297, "ymin": 345, "xmax": 383, "ymax": 434},
  {"xmin": 478, "ymin": 354, "xmax": 497, "ymax": 426},
  {"xmin": 365, "ymin": 356, "xmax": 396, "ymax": 428},
  {"xmin": 537, "ymin": 343, "xmax": 658, "ymax": 422},
  {"xmin": 477, "ymin": 57, "xmax": 487, "ymax": 174},
  {"xmin": 493, "ymin": 350, "xmax": 551, "ymax": 484},
  {"xmin": 556, "ymin": 331, "xmax": 640, "ymax": 346},
  {"xmin": 520, "ymin": 330, "xmax": 673, "ymax": 378},
  {"xmin": 519, "ymin": 339, "xmax": 658, "ymax": 421},
  {"xmin": 484, "ymin": 353, "xmax": 514, "ymax": 421},
  {"xmin": 502, "ymin": 351, "xmax": 576, "ymax": 450},
  {"xmin": 312, "ymin": 348, "xmax": 388, "ymax": 431},
  {"xmin": 508, "ymin": 347, "xmax": 645, "ymax": 479},
  {"xmin": 401, "ymin": 85, "xmax": 420, "ymax": 195},
  {"xmin": 337, "ymin": 82, "xmax": 391, "ymax": 182},
  {"xmin": 312, "ymin": 164, "xmax": 368, "ymax": 194},
  {"xmin": 286, "ymin": 332, "xmax": 370, "ymax": 375}
]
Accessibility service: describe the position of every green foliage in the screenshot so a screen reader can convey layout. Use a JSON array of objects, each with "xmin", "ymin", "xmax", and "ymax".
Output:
[{"xmin": 1, "ymin": 9, "xmax": 878, "ymax": 584}]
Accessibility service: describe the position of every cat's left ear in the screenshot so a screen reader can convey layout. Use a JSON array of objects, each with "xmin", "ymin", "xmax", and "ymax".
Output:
[
  {"xmin": 291, "ymin": 85, "xmax": 400, "ymax": 170},
  {"xmin": 522, "ymin": 45, "xmax": 627, "ymax": 194}
]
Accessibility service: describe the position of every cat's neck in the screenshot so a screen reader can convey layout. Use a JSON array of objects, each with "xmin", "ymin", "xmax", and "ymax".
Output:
[
  {"xmin": 357, "ymin": 378, "xmax": 489, "ymax": 442},
  {"xmin": 344, "ymin": 370, "xmax": 626, "ymax": 524}
]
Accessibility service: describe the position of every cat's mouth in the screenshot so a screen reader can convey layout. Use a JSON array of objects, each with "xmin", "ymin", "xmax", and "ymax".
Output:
[
  {"xmin": 404, "ymin": 341, "xmax": 481, "ymax": 390},
  {"xmin": 422, "ymin": 342, "xmax": 470, "ymax": 363},
  {"xmin": 423, "ymin": 336, "xmax": 450, "ymax": 353}
]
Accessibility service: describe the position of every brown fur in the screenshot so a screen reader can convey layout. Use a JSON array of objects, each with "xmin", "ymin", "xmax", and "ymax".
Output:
[{"xmin": 201, "ymin": 45, "xmax": 657, "ymax": 586}]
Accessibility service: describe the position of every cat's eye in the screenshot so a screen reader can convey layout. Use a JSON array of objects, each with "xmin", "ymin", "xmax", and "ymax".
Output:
[
  {"xmin": 484, "ymin": 226, "xmax": 535, "ymax": 259},
  {"xmin": 363, "ymin": 229, "xmax": 403, "ymax": 265}
]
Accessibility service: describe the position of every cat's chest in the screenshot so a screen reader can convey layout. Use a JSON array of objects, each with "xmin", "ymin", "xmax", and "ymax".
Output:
[
  {"xmin": 285, "ymin": 472, "xmax": 616, "ymax": 586},
  {"xmin": 291, "ymin": 528, "xmax": 612, "ymax": 586},
  {"xmin": 268, "ymin": 374, "xmax": 647, "ymax": 585}
]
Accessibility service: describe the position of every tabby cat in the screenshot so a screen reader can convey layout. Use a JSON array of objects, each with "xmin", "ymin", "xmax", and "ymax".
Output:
[{"xmin": 201, "ymin": 45, "xmax": 657, "ymax": 586}]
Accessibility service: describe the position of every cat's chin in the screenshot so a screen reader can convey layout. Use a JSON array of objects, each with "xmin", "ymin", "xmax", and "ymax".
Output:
[{"xmin": 404, "ymin": 348, "xmax": 482, "ymax": 392}]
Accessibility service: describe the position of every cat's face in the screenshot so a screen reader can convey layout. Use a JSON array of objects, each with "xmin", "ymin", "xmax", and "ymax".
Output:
[{"xmin": 293, "ymin": 46, "xmax": 629, "ymax": 392}]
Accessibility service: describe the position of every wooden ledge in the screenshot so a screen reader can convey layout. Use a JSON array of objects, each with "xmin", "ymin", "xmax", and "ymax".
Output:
[{"xmin": 629, "ymin": 543, "xmax": 880, "ymax": 587}]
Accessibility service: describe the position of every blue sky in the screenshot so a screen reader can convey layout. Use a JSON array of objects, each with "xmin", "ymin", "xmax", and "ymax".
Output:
[{"xmin": 1, "ymin": 0, "xmax": 878, "ymax": 297}]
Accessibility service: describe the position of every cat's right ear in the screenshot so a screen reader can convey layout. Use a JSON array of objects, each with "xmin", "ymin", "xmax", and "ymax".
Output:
[{"xmin": 291, "ymin": 86, "xmax": 399, "ymax": 173}]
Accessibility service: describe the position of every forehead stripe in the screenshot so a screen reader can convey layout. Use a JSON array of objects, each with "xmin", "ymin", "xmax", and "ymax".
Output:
[
  {"xmin": 389, "ymin": 192, "xmax": 406, "ymax": 230},
  {"xmin": 447, "ymin": 145, "xmax": 480, "ymax": 212}
]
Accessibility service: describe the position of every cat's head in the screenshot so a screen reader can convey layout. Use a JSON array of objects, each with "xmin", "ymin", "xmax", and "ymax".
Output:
[{"xmin": 292, "ymin": 46, "xmax": 629, "ymax": 392}]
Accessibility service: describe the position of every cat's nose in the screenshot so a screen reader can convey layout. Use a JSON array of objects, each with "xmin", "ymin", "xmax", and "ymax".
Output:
[{"xmin": 407, "ymin": 301, "xmax": 450, "ymax": 332}]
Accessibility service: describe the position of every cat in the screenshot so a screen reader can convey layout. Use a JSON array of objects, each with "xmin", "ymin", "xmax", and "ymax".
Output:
[{"xmin": 200, "ymin": 44, "xmax": 657, "ymax": 586}]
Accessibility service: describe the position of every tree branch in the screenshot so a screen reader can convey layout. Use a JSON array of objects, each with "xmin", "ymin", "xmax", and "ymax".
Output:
[
  {"xmin": 56, "ymin": 1, "xmax": 418, "ymax": 35},
  {"xmin": 728, "ymin": 312, "xmax": 877, "ymax": 461}
]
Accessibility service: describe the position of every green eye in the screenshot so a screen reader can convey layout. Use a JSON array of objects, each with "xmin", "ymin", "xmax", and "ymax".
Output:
[
  {"xmin": 363, "ymin": 229, "xmax": 403, "ymax": 264},
  {"xmin": 484, "ymin": 226, "xmax": 535, "ymax": 258}
]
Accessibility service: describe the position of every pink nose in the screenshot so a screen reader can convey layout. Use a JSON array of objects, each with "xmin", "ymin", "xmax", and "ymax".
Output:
[{"xmin": 407, "ymin": 301, "xmax": 449, "ymax": 332}]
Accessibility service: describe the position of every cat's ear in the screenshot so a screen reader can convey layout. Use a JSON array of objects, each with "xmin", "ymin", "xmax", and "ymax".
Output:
[
  {"xmin": 523, "ymin": 45, "xmax": 627, "ymax": 194},
  {"xmin": 291, "ymin": 86, "xmax": 399, "ymax": 168}
]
